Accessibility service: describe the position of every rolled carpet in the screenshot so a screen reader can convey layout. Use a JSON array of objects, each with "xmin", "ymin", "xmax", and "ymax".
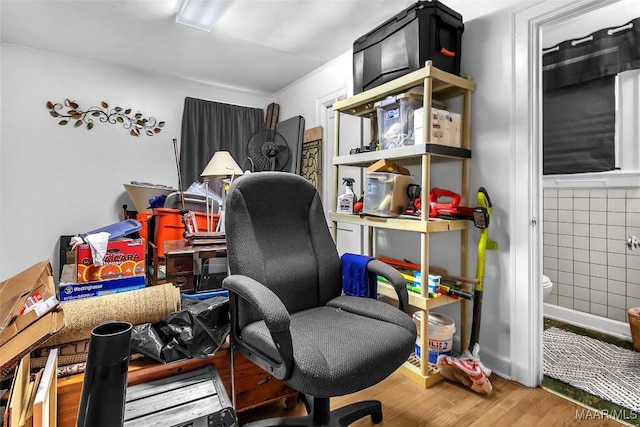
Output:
[{"xmin": 46, "ymin": 283, "xmax": 180, "ymax": 347}]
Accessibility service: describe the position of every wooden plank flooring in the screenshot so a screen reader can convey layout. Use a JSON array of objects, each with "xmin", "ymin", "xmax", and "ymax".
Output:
[{"xmin": 238, "ymin": 372, "xmax": 626, "ymax": 426}]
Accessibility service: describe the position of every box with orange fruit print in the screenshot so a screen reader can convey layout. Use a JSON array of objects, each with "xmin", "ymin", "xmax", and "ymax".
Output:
[{"xmin": 76, "ymin": 238, "xmax": 145, "ymax": 283}]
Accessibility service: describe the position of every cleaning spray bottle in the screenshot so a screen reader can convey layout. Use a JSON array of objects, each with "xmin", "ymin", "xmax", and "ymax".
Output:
[{"xmin": 337, "ymin": 177, "xmax": 356, "ymax": 214}]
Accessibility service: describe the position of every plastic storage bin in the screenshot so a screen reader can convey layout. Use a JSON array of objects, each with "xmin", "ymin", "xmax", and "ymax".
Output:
[
  {"xmin": 363, "ymin": 172, "xmax": 415, "ymax": 217},
  {"xmin": 376, "ymin": 92, "xmax": 423, "ymax": 149},
  {"xmin": 353, "ymin": 0, "xmax": 464, "ymax": 94}
]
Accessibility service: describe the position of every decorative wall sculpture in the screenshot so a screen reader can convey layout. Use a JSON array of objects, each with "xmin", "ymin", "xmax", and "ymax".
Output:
[{"xmin": 46, "ymin": 99, "xmax": 165, "ymax": 137}]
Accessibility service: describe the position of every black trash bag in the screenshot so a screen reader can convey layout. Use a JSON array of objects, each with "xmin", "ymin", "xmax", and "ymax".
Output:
[{"xmin": 130, "ymin": 296, "xmax": 230, "ymax": 363}]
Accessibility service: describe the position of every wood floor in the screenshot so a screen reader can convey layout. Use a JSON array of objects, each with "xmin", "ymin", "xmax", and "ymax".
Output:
[{"xmin": 238, "ymin": 372, "xmax": 626, "ymax": 426}]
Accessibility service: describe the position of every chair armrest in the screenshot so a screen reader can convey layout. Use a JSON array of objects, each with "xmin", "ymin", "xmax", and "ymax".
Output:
[
  {"xmin": 367, "ymin": 259, "xmax": 409, "ymax": 313},
  {"xmin": 223, "ymin": 274, "xmax": 293, "ymax": 378}
]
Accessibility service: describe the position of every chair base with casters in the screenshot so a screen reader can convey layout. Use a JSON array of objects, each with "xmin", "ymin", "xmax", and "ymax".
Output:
[
  {"xmin": 223, "ymin": 172, "xmax": 417, "ymax": 427},
  {"xmin": 243, "ymin": 395, "xmax": 382, "ymax": 427}
]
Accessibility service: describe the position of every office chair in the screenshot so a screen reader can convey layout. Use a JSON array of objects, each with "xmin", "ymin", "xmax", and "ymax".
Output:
[{"xmin": 223, "ymin": 172, "xmax": 417, "ymax": 426}]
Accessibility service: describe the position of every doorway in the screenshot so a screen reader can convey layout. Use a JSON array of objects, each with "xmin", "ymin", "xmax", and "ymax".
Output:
[
  {"xmin": 318, "ymin": 92, "xmax": 366, "ymax": 255},
  {"xmin": 513, "ymin": 0, "xmax": 639, "ymax": 387}
]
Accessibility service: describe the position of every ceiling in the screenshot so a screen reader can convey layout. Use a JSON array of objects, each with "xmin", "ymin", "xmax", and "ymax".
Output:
[{"xmin": 0, "ymin": 1, "xmax": 513, "ymax": 95}]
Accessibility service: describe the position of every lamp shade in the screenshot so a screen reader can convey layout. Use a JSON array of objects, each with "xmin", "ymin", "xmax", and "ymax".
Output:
[{"xmin": 201, "ymin": 151, "xmax": 243, "ymax": 178}]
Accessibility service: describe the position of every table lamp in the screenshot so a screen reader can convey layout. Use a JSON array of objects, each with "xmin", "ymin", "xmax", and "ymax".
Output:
[{"xmin": 201, "ymin": 151, "xmax": 243, "ymax": 232}]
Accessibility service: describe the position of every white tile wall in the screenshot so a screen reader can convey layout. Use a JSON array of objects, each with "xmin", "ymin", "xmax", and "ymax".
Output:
[{"xmin": 543, "ymin": 188, "xmax": 640, "ymax": 322}]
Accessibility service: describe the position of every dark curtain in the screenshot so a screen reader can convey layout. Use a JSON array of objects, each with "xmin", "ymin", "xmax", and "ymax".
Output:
[
  {"xmin": 543, "ymin": 76, "xmax": 615, "ymax": 175},
  {"xmin": 180, "ymin": 97, "xmax": 264, "ymax": 189},
  {"xmin": 542, "ymin": 17, "xmax": 639, "ymax": 175}
]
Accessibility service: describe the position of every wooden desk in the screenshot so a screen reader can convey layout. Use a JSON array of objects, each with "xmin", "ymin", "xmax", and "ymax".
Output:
[{"xmin": 162, "ymin": 239, "xmax": 227, "ymax": 293}]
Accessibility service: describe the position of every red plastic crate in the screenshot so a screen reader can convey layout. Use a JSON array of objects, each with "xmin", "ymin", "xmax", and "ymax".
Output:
[
  {"xmin": 136, "ymin": 211, "xmax": 152, "ymax": 241},
  {"xmin": 152, "ymin": 208, "xmax": 219, "ymax": 257}
]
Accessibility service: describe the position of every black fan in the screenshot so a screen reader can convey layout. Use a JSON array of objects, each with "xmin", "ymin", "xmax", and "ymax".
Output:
[{"xmin": 246, "ymin": 129, "xmax": 290, "ymax": 171}]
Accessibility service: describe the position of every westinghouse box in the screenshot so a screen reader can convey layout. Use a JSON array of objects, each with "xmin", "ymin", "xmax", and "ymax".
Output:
[
  {"xmin": 59, "ymin": 264, "xmax": 145, "ymax": 301},
  {"xmin": 76, "ymin": 238, "xmax": 145, "ymax": 283}
]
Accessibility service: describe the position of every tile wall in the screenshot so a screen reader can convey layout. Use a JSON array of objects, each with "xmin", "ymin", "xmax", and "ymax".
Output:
[{"xmin": 543, "ymin": 188, "xmax": 640, "ymax": 322}]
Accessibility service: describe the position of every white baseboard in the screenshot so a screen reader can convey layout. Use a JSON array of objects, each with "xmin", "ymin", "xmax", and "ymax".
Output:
[{"xmin": 544, "ymin": 303, "xmax": 632, "ymax": 341}]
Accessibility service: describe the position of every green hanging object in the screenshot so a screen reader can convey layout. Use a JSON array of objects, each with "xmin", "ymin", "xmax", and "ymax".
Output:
[{"xmin": 46, "ymin": 99, "xmax": 165, "ymax": 137}]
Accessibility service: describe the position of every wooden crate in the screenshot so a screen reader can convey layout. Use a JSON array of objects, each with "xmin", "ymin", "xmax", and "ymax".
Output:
[
  {"xmin": 57, "ymin": 350, "xmax": 231, "ymax": 427},
  {"xmin": 124, "ymin": 365, "xmax": 235, "ymax": 427}
]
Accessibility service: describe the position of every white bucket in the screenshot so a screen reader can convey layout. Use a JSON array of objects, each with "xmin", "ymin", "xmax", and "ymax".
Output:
[{"xmin": 412, "ymin": 312, "xmax": 456, "ymax": 364}]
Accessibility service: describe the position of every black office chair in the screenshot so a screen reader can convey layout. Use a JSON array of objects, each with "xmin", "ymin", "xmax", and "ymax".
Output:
[{"xmin": 223, "ymin": 172, "xmax": 416, "ymax": 426}]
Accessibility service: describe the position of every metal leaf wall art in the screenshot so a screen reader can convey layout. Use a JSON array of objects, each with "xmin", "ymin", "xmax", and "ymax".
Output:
[{"xmin": 46, "ymin": 99, "xmax": 165, "ymax": 137}]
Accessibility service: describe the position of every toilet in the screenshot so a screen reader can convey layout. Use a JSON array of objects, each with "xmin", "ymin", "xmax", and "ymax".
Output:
[{"xmin": 542, "ymin": 274, "xmax": 553, "ymax": 302}]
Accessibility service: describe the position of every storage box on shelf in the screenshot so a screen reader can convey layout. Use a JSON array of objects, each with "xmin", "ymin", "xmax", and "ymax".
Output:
[
  {"xmin": 331, "ymin": 60, "xmax": 474, "ymax": 388},
  {"xmin": 375, "ymin": 91, "xmax": 423, "ymax": 149},
  {"xmin": 353, "ymin": 0, "xmax": 464, "ymax": 94},
  {"xmin": 363, "ymin": 172, "xmax": 416, "ymax": 217}
]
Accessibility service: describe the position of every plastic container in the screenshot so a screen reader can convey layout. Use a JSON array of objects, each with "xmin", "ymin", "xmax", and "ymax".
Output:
[
  {"xmin": 136, "ymin": 212, "xmax": 151, "ymax": 241},
  {"xmin": 412, "ymin": 311, "xmax": 456, "ymax": 364},
  {"xmin": 153, "ymin": 208, "xmax": 220, "ymax": 258},
  {"xmin": 82, "ymin": 219, "xmax": 141, "ymax": 240},
  {"xmin": 376, "ymin": 92, "xmax": 423, "ymax": 149},
  {"xmin": 353, "ymin": 0, "xmax": 464, "ymax": 94},
  {"xmin": 363, "ymin": 172, "xmax": 415, "ymax": 217}
]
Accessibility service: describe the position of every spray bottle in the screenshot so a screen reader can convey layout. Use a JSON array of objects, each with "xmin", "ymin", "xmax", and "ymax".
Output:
[{"xmin": 337, "ymin": 177, "xmax": 356, "ymax": 214}]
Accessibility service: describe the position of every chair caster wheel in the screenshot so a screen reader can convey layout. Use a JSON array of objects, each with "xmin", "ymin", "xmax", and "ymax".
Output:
[{"xmin": 371, "ymin": 412, "xmax": 383, "ymax": 424}]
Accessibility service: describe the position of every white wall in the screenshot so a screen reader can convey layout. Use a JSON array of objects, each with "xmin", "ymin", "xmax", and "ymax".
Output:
[
  {"xmin": 0, "ymin": 44, "xmax": 270, "ymax": 279},
  {"xmin": 543, "ymin": 0, "xmax": 638, "ymax": 47},
  {"xmin": 457, "ymin": 8, "xmax": 518, "ymax": 377},
  {"xmin": 274, "ymin": 52, "xmax": 352, "ymax": 130},
  {"xmin": 273, "ymin": 4, "xmax": 526, "ymax": 379}
]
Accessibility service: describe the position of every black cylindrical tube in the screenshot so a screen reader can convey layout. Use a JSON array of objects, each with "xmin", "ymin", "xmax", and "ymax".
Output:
[{"xmin": 76, "ymin": 321, "xmax": 132, "ymax": 427}]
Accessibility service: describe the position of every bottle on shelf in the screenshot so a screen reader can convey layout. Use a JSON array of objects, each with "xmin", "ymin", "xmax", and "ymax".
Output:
[{"xmin": 337, "ymin": 177, "xmax": 356, "ymax": 214}]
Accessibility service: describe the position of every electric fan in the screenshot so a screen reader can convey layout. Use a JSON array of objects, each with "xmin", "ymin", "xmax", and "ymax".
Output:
[{"xmin": 246, "ymin": 129, "xmax": 290, "ymax": 171}]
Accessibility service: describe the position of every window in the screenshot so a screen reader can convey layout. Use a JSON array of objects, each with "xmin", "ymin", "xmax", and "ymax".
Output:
[{"xmin": 542, "ymin": 15, "xmax": 640, "ymax": 187}]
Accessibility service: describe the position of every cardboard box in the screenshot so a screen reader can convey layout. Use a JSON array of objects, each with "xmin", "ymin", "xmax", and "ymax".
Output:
[
  {"xmin": 76, "ymin": 238, "xmax": 145, "ymax": 283},
  {"xmin": 0, "ymin": 261, "xmax": 65, "ymax": 372},
  {"xmin": 0, "ymin": 261, "xmax": 61, "ymax": 348},
  {"xmin": 59, "ymin": 264, "xmax": 146, "ymax": 301},
  {"xmin": 414, "ymin": 107, "xmax": 461, "ymax": 147},
  {"xmin": 366, "ymin": 159, "xmax": 410, "ymax": 176}
]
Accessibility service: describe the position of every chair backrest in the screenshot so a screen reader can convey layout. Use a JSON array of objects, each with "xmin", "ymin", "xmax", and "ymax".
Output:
[{"xmin": 225, "ymin": 172, "xmax": 341, "ymax": 329}]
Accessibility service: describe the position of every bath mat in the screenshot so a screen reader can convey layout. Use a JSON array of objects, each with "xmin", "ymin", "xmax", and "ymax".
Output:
[{"xmin": 543, "ymin": 327, "xmax": 640, "ymax": 413}]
